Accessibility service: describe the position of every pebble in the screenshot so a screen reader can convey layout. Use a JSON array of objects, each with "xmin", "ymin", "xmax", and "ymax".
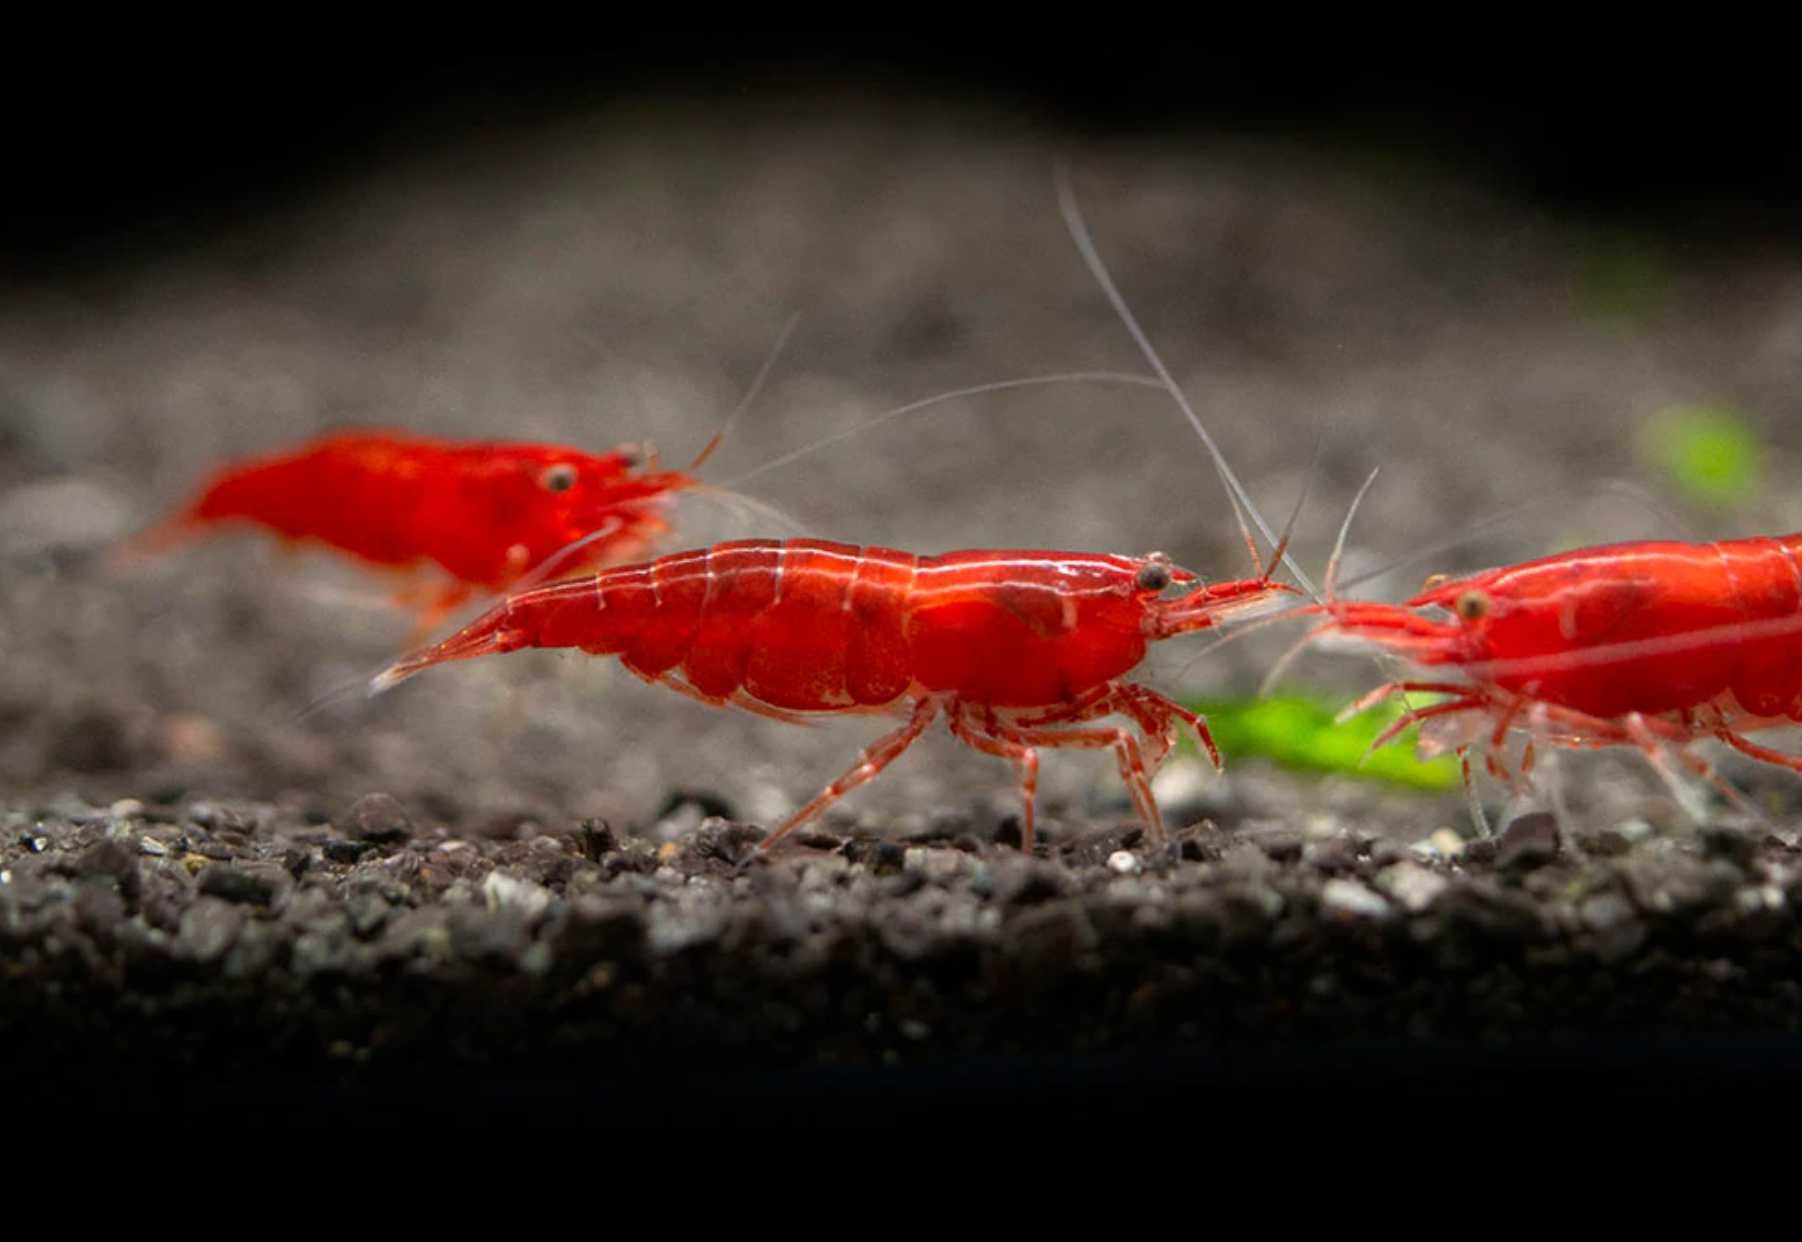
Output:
[
  {"xmin": 1411, "ymin": 828, "xmax": 1466, "ymax": 861},
  {"xmin": 1579, "ymin": 892, "xmax": 1635, "ymax": 932},
  {"xmin": 1303, "ymin": 815, "xmax": 1345, "ymax": 842},
  {"xmin": 903, "ymin": 847, "xmax": 967, "ymax": 881},
  {"xmin": 1376, "ymin": 861, "xmax": 1449, "ymax": 913},
  {"xmin": 197, "ymin": 864, "xmax": 276, "ymax": 907},
  {"xmin": 1320, "ymin": 878, "xmax": 1391, "ymax": 922},
  {"xmin": 1106, "ymin": 850, "xmax": 1141, "ymax": 875},
  {"xmin": 482, "ymin": 872, "xmax": 551, "ymax": 919},
  {"xmin": 323, "ymin": 839, "xmax": 374, "ymax": 864},
  {"xmin": 346, "ymin": 793, "xmax": 413, "ymax": 843},
  {"xmin": 1577, "ymin": 891, "xmax": 1646, "ymax": 961},
  {"xmin": 1496, "ymin": 813, "xmax": 1560, "ymax": 870},
  {"xmin": 179, "ymin": 898, "xmax": 246, "ymax": 963},
  {"xmin": 1735, "ymin": 885, "xmax": 1785, "ymax": 914}
]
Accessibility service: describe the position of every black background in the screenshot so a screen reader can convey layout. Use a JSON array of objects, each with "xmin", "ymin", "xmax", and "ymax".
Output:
[{"xmin": 6, "ymin": 36, "xmax": 1796, "ymax": 280}]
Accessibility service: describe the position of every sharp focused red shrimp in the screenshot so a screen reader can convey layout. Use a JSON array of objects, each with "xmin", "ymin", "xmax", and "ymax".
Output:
[
  {"xmin": 128, "ymin": 429, "xmax": 696, "ymax": 629},
  {"xmin": 372, "ymin": 538, "xmax": 1296, "ymax": 851},
  {"xmin": 1305, "ymin": 535, "xmax": 1802, "ymax": 803}
]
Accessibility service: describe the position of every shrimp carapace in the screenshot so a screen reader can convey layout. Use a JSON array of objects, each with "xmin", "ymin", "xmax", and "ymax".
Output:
[
  {"xmin": 375, "ymin": 538, "xmax": 1298, "ymax": 851},
  {"xmin": 1309, "ymin": 535, "xmax": 1802, "ymax": 806},
  {"xmin": 130, "ymin": 429, "xmax": 697, "ymax": 629}
]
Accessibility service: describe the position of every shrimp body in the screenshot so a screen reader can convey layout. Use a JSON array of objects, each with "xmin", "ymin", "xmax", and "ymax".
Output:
[
  {"xmin": 1318, "ymin": 535, "xmax": 1802, "ymax": 792},
  {"xmin": 378, "ymin": 538, "xmax": 1293, "ymax": 850},
  {"xmin": 137, "ymin": 430, "xmax": 695, "ymax": 624}
]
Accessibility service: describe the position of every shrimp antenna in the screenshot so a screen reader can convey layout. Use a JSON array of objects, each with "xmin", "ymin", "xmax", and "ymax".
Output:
[
  {"xmin": 1326, "ymin": 466, "xmax": 1382, "ymax": 603},
  {"xmin": 1162, "ymin": 411, "xmax": 1326, "ymax": 688},
  {"xmin": 1260, "ymin": 432, "xmax": 1321, "ymax": 582},
  {"xmin": 723, "ymin": 371, "xmax": 1164, "ymax": 490},
  {"xmin": 688, "ymin": 311, "xmax": 802, "ymax": 473},
  {"xmin": 297, "ymin": 674, "xmax": 377, "ymax": 722},
  {"xmin": 1054, "ymin": 163, "xmax": 1319, "ymax": 600},
  {"xmin": 1254, "ymin": 465, "xmax": 1382, "ymax": 697},
  {"xmin": 681, "ymin": 481, "xmax": 810, "ymax": 538}
]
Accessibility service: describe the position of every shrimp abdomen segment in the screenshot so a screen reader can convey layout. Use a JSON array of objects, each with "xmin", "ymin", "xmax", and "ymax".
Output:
[
  {"xmin": 845, "ymin": 547, "xmax": 917, "ymax": 706},
  {"xmin": 681, "ymin": 542, "xmax": 783, "ymax": 698},
  {"xmin": 744, "ymin": 541, "xmax": 860, "ymax": 711}
]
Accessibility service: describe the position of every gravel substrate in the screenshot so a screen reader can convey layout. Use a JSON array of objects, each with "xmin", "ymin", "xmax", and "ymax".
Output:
[{"xmin": 6, "ymin": 791, "xmax": 1799, "ymax": 1119}]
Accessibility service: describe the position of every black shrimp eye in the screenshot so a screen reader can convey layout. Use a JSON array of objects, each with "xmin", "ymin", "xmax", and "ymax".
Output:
[
  {"xmin": 1136, "ymin": 562, "xmax": 1173, "ymax": 592},
  {"xmin": 1455, "ymin": 590, "xmax": 1490, "ymax": 622},
  {"xmin": 539, "ymin": 464, "xmax": 578, "ymax": 493}
]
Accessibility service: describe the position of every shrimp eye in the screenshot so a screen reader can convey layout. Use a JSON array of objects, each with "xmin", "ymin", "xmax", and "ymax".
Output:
[
  {"xmin": 1136, "ymin": 555, "xmax": 1173, "ymax": 593},
  {"xmin": 540, "ymin": 464, "xmax": 578, "ymax": 493},
  {"xmin": 1455, "ymin": 590, "xmax": 1490, "ymax": 622}
]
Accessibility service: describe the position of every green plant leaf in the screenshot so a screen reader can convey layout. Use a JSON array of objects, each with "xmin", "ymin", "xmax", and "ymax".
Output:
[{"xmin": 1189, "ymin": 695, "xmax": 1459, "ymax": 791}]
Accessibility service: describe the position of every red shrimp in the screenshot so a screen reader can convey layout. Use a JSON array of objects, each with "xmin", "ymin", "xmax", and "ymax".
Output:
[
  {"xmin": 1304, "ymin": 535, "xmax": 1802, "ymax": 804},
  {"xmin": 372, "ymin": 538, "xmax": 1296, "ymax": 851},
  {"xmin": 128, "ymin": 430, "xmax": 696, "ymax": 630}
]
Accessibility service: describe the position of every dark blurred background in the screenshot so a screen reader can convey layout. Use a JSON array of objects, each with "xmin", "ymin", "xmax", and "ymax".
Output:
[{"xmin": 7, "ymin": 38, "xmax": 1798, "ymax": 279}]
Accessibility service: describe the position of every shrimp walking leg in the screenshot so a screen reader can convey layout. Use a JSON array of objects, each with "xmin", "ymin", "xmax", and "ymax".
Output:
[
  {"xmin": 947, "ymin": 705, "xmax": 1042, "ymax": 850},
  {"xmin": 1114, "ymin": 684, "xmax": 1217, "ymax": 772},
  {"xmin": 1013, "ymin": 682, "xmax": 1215, "ymax": 775},
  {"xmin": 1715, "ymin": 728, "xmax": 1802, "ymax": 775},
  {"xmin": 975, "ymin": 714, "xmax": 1165, "ymax": 845},
  {"xmin": 756, "ymin": 698, "xmax": 940, "ymax": 852}
]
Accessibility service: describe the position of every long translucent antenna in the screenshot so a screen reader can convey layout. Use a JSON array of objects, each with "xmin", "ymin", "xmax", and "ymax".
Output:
[
  {"xmin": 298, "ymin": 675, "xmax": 378, "ymax": 721},
  {"xmin": 688, "ymin": 312, "xmax": 801, "ymax": 473},
  {"xmin": 1259, "ymin": 434, "xmax": 1321, "ymax": 582},
  {"xmin": 1160, "ymin": 438, "xmax": 1323, "ymax": 688},
  {"xmin": 1054, "ymin": 164, "xmax": 1318, "ymax": 599},
  {"xmin": 722, "ymin": 371, "xmax": 1163, "ymax": 490},
  {"xmin": 1255, "ymin": 465, "xmax": 1383, "ymax": 697},
  {"xmin": 1326, "ymin": 467, "xmax": 1383, "ymax": 602},
  {"xmin": 680, "ymin": 481, "xmax": 810, "ymax": 538}
]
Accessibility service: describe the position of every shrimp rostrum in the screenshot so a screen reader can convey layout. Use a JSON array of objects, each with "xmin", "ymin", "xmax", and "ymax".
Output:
[
  {"xmin": 374, "ymin": 538, "xmax": 1295, "ymax": 851},
  {"xmin": 1305, "ymin": 536, "xmax": 1802, "ymax": 810}
]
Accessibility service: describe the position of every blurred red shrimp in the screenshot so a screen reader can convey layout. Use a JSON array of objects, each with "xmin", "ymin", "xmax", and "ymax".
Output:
[
  {"xmin": 1297, "ymin": 531, "xmax": 1802, "ymax": 819},
  {"xmin": 126, "ymin": 429, "xmax": 696, "ymax": 632},
  {"xmin": 371, "ymin": 537, "xmax": 1296, "ymax": 851}
]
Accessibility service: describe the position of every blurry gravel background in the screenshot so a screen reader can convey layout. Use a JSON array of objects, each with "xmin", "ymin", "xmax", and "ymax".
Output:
[{"xmin": 5, "ymin": 83, "xmax": 1802, "ymax": 1118}]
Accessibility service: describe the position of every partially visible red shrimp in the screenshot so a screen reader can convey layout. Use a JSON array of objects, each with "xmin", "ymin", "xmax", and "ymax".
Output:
[
  {"xmin": 127, "ymin": 429, "xmax": 697, "ymax": 630},
  {"xmin": 372, "ymin": 538, "xmax": 1297, "ymax": 851},
  {"xmin": 1299, "ymin": 535, "xmax": 1802, "ymax": 811}
]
